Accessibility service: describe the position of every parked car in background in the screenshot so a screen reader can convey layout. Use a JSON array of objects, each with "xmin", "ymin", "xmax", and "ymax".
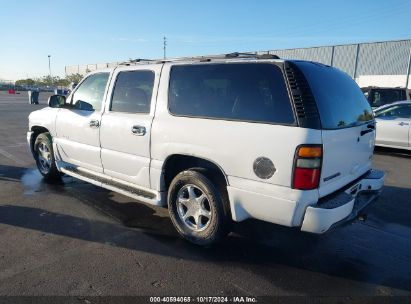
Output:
[
  {"xmin": 362, "ymin": 86, "xmax": 411, "ymax": 109},
  {"xmin": 27, "ymin": 55, "xmax": 385, "ymax": 245},
  {"xmin": 374, "ymin": 101, "xmax": 411, "ymax": 150}
]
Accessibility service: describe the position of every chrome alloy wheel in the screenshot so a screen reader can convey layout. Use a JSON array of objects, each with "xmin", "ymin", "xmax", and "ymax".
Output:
[
  {"xmin": 36, "ymin": 141, "xmax": 52, "ymax": 174},
  {"xmin": 176, "ymin": 184, "xmax": 212, "ymax": 232}
]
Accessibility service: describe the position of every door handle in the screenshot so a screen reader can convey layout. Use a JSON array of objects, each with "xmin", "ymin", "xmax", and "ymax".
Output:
[
  {"xmin": 89, "ymin": 119, "xmax": 100, "ymax": 128},
  {"xmin": 131, "ymin": 125, "xmax": 146, "ymax": 136},
  {"xmin": 398, "ymin": 122, "xmax": 409, "ymax": 126},
  {"xmin": 360, "ymin": 128, "xmax": 374, "ymax": 136}
]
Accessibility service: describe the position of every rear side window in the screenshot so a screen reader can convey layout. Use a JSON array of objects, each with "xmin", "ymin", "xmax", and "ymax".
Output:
[
  {"xmin": 111, "ymin": 70, "xmax": 155, "ymax": 113},
  {"xmin": 375, "ymin": 104, "xmax": 411, "ymax": 118},
  {"xmin": 168, "ymin": 63, "xmax": 295, "ymax": 125},
  {"xmin": 296, "ymin": 62, "xmax": 373, "ymax": 129}
]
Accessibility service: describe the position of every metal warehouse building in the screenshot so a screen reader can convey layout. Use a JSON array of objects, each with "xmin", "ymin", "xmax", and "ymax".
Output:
[{"xmin": 65, "ymin": 39, "xmax": 411, "ymax": 89}]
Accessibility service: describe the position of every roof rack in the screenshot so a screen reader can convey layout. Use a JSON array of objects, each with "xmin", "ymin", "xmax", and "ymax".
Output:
[
  {"xmin": 224, "ymin": 52, "xmax": 280, "ymax": 59},
  {"xmin": 119, "ymin": 58, "xmax": 156, "ymax": 66},
  {"xmin": 164, "ymin": 52, "xmax": 280, "ymax": 62},
  {"xmin": 117, "ymin": 52, "xmax": 280, "ymax": 66}
]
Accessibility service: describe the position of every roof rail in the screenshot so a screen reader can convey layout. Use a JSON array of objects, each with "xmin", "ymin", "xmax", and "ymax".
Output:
[
  {"xmin": 165, "ymin": 52, "xmax": 280, "ymax": 62},
  {"xmin": 119, "ymin": 58, "xmax": 156, "ymax": 66},
  {"xmin": 225, "ymin": 52, "xmax": 280, "ymax": 59},
  {"xmin": 116, "ymin": 52, "xmax": 281, "ymax": 66}
]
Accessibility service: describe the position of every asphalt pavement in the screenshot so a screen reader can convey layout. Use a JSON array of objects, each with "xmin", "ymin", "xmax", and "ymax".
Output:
[{"xmin": 0, "ymin": 91, "xmax": 410, "ymax": 300}]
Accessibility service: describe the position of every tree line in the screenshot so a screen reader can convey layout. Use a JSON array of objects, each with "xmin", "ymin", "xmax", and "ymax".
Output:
[{"xmin": 14, "ymin": 73, "xmax": 84, "ymax": 88}]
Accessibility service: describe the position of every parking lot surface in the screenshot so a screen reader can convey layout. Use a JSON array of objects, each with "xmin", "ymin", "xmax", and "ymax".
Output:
[{"xmin": 0, "ymin": 91, "xmax": 410, "ymax": 299}]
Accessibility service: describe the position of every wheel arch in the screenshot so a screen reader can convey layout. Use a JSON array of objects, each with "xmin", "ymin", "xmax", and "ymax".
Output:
[
  {"xmin": 162, "ymin": 154, "xmax": 229, "ymax": 191},
  {"xmin": 30, "ymin": 126, "xmax": 50, "ymax": 154}
]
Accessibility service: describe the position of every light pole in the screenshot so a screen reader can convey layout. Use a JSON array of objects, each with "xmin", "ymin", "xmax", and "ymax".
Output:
[
  {"xmin": 163, "ymin": 36, "xmax": 167, "ymax": 60},
  {"xmin": 48, "ymin": 55, "xmax": 51, "ymax": 78}
]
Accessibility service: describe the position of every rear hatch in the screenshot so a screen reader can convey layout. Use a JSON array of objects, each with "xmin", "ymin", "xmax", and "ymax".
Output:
[{"xmin": 295, "ymin": 62, "xmax": 375, "ymax": 197}]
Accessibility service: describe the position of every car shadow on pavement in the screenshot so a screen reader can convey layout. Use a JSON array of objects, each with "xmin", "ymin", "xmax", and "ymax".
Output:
[
  {"xmin": 374, "ymin": 146, "xmax": 411, "ymax": 159},
  {"xmin": 0, "ymin": 203, "xmax": 410, "ymax": 293},
  {"xmin": 0, "ymin": 164, "xmax": 410, "ymax": 293},
  {"xmin": 0, "ymin": 165, "xmax": 28, "ymax": 183}
]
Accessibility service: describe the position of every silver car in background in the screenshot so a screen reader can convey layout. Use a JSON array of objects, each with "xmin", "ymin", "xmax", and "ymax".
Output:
[{"xmin": 375, "ymin": 101, "xmax": 411, "ymax": 150}]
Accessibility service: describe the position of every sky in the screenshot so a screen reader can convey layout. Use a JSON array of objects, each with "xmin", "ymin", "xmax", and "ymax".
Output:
[{"xmin": 0, "ymin": 0, "xmax": 410, "ymax": 81}]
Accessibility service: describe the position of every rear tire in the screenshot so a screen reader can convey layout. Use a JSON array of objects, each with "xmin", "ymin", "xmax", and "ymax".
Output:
[
  {"xmin": 34, "ymin": 132, "xmax": 61, "ymax": 181},
  {"xmin": 168, "ymin": 169, "xmax": 231, "ymax": 245}
]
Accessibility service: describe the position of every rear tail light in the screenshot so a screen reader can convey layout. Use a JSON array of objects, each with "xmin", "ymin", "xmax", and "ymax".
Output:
[{"xmin": 292, "ymin": 145, "xmax": 322, "ymax": 190}]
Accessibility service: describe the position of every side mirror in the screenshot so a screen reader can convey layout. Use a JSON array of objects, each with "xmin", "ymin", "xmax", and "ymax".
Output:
[
  {"xmin": 73, "ymin": 100, "xmax": 94, "ymax": 111},
  {"xmin": 48, "ymin": 95, "xmax": 66, "ymax": 108}
]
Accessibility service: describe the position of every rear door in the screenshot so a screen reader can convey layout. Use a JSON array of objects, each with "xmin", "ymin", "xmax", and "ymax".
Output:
[
  {"xmin": 296, "ymin": 62, "xmax": 375, "ymax": 197},
  {"xmin": 99, "ymin": 65, "xmax": 161, "ymax": 188},
  {"xmin": 375, "ymin": 104, "xmax": 411, "ymax": 147}
]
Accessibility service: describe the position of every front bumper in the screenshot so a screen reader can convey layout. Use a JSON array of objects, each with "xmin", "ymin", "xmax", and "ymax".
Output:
[
  {"xmin": 27, "ymin": 131, "xmax": 34, "ymax": 154},
  {"xmin": 301, "ymin": 169, "xmax": 385, "ymax": 233}
]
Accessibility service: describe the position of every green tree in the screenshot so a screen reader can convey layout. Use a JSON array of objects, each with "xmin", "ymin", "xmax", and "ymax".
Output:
[
  {"xmin": 40, "ymin": 75, "xmax": 62, "ymax": 86},
  {"xmin": 66, "ymin": 73, "xmax": 84, "ymax": 84},
  {"xmin": 15, "ymin": 78, "xmax": 36, "ymax": 86},
  {"xmin": 14, "ymin": 73, "xmax": 85, "ymax": 88}
]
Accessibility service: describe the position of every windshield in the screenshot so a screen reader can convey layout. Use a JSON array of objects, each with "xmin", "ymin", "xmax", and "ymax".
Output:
[
  {"xmin": 296, "ymin": 62, "xmax": 373, "ymax": 130},
  {"xmin": 369, "ymin": 89, "xmax": 406, "ymax": 108}
]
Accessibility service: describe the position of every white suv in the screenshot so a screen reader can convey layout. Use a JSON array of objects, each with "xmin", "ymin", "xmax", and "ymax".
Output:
[{"xmin": 27, "ymin": 55, "xmax": 385, "ymax": 245}]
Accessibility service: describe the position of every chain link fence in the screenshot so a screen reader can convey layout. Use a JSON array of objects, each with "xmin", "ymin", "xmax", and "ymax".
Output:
[{"xmin": 65, "ymin": 39, "xmax": 411, "ymax": 88}]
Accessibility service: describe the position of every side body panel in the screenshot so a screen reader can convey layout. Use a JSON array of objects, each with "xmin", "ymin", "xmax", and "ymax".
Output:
[
  {"xmin": 150, "ymin": 62, "xmax": 323, "ymax": 225},
  {"xmin": 28, "ymin": 107, "xmax": 60, "ymax": 136},
  {"xmin": 375, "ymin": 117, "xmax": 410, "ymax": 148}
]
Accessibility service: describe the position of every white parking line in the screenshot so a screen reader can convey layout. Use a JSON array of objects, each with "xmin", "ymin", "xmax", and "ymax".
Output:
[
  {"xmin": 0, "ymin": 147, "xmax": 25, "ymax": 165},
  {"xmin": 0, "ymin": 142, "xmax": 27, "ymax": 148}
]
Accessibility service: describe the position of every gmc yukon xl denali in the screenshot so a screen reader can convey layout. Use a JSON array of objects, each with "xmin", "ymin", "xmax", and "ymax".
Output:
[{"xmin": 27, "ymin": 55, "xmax": 385, "ymax": 245}]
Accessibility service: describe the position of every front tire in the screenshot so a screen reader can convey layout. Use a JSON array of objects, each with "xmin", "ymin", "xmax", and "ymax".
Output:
[
  {"xmin": 168, "ymin": 170, "xmax": 231, "ymax": 245},
  {"xmin": 34, "ymin": 132, "xmax": 61, "ymax": 181}
]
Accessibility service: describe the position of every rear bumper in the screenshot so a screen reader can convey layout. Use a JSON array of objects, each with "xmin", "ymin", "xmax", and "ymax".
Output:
[{"xmin": 301, "ymin": 169, "xmax": 385, "ymax": 233}]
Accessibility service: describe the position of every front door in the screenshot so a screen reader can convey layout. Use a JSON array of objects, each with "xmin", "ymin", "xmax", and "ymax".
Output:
[
  {"xmin": 99, "ymin": 66, "xmax": 161, "ymax": 188},
  {"xmin": 55, "ymin": 72, "xmax": 110, "ymax": 173}
]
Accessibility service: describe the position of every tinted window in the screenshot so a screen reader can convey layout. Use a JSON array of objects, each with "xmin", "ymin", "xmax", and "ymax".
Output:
[
  {"xmin": 72, "ymin": 73, "xmax": 109, "ymax": 111},
  {"xmin": 370, "ymin": 89, "xmax": 406, "ymax": 108},
  {"xmin": 375, "ymin": 104, "xmax": 411, "ymax": 118},
  {"xmin": 111, "ymin": 70, "xmax": 155, "ymax": 113},
  {"xmin": 168, "ymin": 63, "xmax": 295, "ymax": 124},
  {"xmin": 296, "ymin": 62, "xmax": 373, "ymax": 129}
]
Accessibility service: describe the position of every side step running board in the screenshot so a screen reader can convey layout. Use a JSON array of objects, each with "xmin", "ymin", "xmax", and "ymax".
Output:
[{"xmin": 60, "ymin": 166, "xmax": 165, "ymax": 206}]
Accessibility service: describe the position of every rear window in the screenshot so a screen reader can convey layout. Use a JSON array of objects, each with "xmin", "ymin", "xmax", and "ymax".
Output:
[
  {"xmin": 168, "ymin": 63, "xmax": 295, "ymax": 125},
  {"xmin": 296, "ymin": 62, "xmax": 373, "ymax": 130},
  {"xmin": 369, "ymin": 89, "xmax": 406, "ymax": 108}
]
